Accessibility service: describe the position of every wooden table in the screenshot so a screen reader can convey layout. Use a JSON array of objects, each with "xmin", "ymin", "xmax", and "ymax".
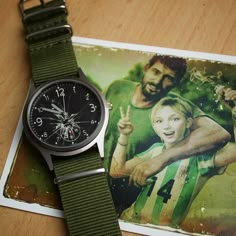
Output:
[{"xmin": 0, "ymin": 0, "xmax": 235, "ymax": 235}]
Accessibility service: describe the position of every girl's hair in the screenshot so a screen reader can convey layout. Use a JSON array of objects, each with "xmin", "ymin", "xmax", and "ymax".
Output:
[{"xmin": 151, "ymin": 96, "xmax": 193, "ymax": 122}]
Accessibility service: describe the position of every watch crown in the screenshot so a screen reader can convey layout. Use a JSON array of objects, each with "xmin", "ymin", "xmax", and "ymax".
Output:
[{"xmin": 107, "ymin": 102, "xmax": 113, "ymax": 110}]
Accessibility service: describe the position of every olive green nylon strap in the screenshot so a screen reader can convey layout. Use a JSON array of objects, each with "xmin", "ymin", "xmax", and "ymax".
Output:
[
  {"xmin": 23, "ymin": 0, "xmax": 78, "ymax": 87},
  {"xmin": 53, "ymin": 148, "xmax": 121, "ymax": 236},
  {"xmin": 28, "ymin": 34, "xmax": 78, "ymax": 87},
  {"xmin": 22, "ymin": 1, "xmax": 120, "ymax": 235}
]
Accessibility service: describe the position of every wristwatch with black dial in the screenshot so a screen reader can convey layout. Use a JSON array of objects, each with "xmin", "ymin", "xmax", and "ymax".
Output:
[{"xmin": 19, "ymin": 0, "xmax": 121, "ymax": 235}]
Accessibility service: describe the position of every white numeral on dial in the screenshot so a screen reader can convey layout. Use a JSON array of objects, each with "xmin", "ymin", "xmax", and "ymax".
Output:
[
  {"xmin": 36, "ymin": 117, "xmax": 42, "ymax": 126},
  {"xmin": 89, "ymin": 103, "xmax": 97, "ymax": 112},
  {"xmin": 56, "ymin": 88, "xmax": 65, "ymax": 97}
]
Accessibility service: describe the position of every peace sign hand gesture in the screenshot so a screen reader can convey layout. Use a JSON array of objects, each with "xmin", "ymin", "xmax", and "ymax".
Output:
[{"xmin": 117, "ymin": 106, "xmax": 134, "ymax": 136}]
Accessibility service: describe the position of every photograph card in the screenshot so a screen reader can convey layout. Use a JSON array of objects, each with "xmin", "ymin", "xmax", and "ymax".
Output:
[{"xmin": 0, "ymin": 37, "xmax": 236, "ymax": 236}]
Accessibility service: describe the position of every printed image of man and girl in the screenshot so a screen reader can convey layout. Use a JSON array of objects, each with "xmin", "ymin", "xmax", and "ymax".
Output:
[{"xmin": 103, "ymin": 54, "xmax": 236, "ymax": 234}]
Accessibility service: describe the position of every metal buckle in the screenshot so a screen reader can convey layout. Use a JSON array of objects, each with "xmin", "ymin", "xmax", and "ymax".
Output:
[
  {"xmin": 19, "ymin": 0, "xmax": 67, "ymax": 21},
  {"xmin": 26, "ymin": 24, "xmax": 73, "ymax": 41},
  {"xmin": 19, "ymin": 1, "xmax": 71, "ymax": 41}
]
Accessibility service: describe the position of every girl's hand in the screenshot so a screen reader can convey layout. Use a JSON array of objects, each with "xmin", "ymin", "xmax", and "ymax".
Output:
[{"xmin": 118, "ymin": 106, "xmax": 134, "ymax": 135}]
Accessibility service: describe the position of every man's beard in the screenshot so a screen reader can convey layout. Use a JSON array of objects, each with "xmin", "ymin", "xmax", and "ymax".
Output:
[{"xmin": 141, "ymin": 82, "xmax": 168, "ymax": 101}]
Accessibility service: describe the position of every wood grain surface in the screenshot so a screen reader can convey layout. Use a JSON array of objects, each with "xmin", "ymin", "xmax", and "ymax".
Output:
[{"xmin": 0, "ymin": 0, "xmax": 235, "ymax": 235}]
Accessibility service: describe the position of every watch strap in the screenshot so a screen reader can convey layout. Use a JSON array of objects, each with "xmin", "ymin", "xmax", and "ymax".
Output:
[
  {"xmin": 53, "ymin": 148, "xmax": 121, "ymax": 236},
  {"xmin": 20, "ymin": 1, "xmax": 121, "ymax": 235},
  {"xmin": 21, "ymin": 0, "xmax": 78, "ymax": 87}
]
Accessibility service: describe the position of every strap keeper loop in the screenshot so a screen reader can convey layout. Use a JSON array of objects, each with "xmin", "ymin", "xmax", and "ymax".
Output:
[
  {"xmin": 54, "ymin": 168, "xmax": 106, "ymax": 185},
  {"xmin": 26, "ymin": 24, "xmax": 73, "ymax": 41}
]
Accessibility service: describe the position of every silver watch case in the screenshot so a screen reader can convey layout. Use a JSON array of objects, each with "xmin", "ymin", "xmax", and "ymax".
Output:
[{"xmin": 23, "ymin": 68, "xmax": 110, "ymax": 170}]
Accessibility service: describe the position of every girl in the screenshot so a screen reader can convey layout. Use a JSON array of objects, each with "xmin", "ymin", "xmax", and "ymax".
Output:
[{"xmin": 110, "ymin": 95, "xmax": 236, "ymax": 228}]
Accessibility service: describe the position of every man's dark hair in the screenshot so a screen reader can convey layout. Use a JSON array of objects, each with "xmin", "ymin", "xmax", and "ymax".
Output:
[{"xmin": 148, "ymin": 54, "xmax": 187, "ymax": 83}]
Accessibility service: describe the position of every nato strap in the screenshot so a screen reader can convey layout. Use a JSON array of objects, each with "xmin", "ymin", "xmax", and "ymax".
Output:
[
  {"xmin": 53, "ymin": 147, "xmax": 121, "ymax": 236},
  {"xmin": 20, "ymin": 1, "xmax": 120, "ymax": 235},
  {"xmin": 21, "ymin": 0, "xmax": 78, "ymax": 87}
]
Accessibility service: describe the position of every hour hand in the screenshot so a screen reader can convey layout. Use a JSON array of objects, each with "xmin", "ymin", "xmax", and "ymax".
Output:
[
  {"xmin": 52, "ymin": 104, "xmax": 64, "ymax": 113},
  {"xmin": 42, "ymin": 107, "xmax": 62, "ymax": 114}
]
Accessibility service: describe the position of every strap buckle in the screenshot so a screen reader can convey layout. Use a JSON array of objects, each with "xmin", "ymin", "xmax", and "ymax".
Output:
[
  {"xmin": 19, "ymin": 1, "xmax": 72, "ymax": 41},
  {"xmin": 19, "ymin": 0, "xmax": 67, "ymax": 22}
]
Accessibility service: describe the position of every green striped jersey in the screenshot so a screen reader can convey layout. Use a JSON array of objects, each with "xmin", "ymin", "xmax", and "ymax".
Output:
[{"xmin": 120, "ymin": 143, "xmax": 224, "ymax": 228}]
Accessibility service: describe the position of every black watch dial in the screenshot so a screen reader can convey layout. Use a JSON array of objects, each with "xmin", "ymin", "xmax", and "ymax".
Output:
[{"xmin": 25, "ymin": 79, "xmax": 104, "ymax": 150}]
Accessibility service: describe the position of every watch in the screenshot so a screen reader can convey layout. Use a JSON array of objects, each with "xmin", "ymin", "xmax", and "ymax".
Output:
[{"xmin": 19, "ymin": 0, "xmax": 121, "ymax": 235}]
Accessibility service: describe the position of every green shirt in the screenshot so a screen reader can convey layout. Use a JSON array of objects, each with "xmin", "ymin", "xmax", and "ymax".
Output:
[
  {"xmin": 103, "ymin": 79, "xmax": 205, "ymax": 170},
  {"xmin": 120, "ymin": 143, "xmax": 225, "ymax": 228}
]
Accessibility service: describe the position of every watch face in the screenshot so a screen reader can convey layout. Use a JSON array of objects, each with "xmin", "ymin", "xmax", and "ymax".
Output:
[{"xmin": 25, "ymin": 79, "xmax": 105, "ymax": 151}]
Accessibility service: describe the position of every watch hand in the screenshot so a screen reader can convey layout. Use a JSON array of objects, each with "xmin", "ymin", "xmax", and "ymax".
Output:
[
  {"xmin": 52, "ymin": 104, "xmax": 64, "ymax": 113},
  {"xmin": 42, "ymin": 108, "xmax": 65, "ymax": 121},
  {"xmin": 42, "ymin": 117, "xmax": 61, "ymax": 122},
  {"xmin": 75, "ymin": 121, "xmax": 93, "ymax": 124},
  {"xmin": 62, "ymin": 95, "xmax": 66, "ymax": 113},
  {"xmin": 42, "ymin": 107, "xmax": 62, "ymax": 114}
]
